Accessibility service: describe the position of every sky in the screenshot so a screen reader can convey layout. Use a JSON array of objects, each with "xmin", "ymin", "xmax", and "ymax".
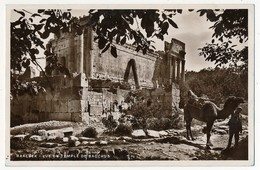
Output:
[
  {"xmin": 11, "ymin": 9, "xmax": 220, "ymax": 73},
  {"xmin": 72, "ymin": 9, "xmax": 216, "ymax": 71}
]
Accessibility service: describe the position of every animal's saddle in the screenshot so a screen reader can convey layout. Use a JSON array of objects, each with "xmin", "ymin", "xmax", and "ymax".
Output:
[{"xmin": 187, "ymin": 90, "xmax": 208, "ymax": 109}]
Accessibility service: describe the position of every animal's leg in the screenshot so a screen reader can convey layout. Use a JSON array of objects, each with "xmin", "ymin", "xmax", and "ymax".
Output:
[
  {"xmin": 206, "ymin": 120, "xmax": 214, "ymax": 147},
  {"xmin": 189, "ymin": 124, "xmax": 195, "ymax": 140}
]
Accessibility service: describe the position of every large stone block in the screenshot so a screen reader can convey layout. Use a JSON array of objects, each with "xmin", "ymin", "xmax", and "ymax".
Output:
[
  {"xmin": 68, "ymin": 100, "xmax": 81, "ymax": 112},
  {"xmin": 81, "ymin": 112, "xmax": 90, "ymax": 122},
  {"xmin": 71, "ymin": 112, "xmax": 82, "ymax": 122},
  {"xmin": 53, "ymin": 100, "xmax": 68, "ymax": 113},
  {"xmin": 37, "ymin": 100, "xmax": 46, "ymax": 112},
  {"xmin": 49, "ymin": 112, "xmax": 72, "ymax": 121},
  {"xmin": 89, "ymin": 105, "xmax": 103, "ymax": 116},
  {"xmin": 45, "ymin": 100, "xmax": 52, "ymax": 112}
]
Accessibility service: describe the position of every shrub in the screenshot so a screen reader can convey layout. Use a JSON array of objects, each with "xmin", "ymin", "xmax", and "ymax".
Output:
[
  {"xmin": 81, "ymin": 127, "xmax": 98, "ymax": 138},
  {"xmin": 114, "ymin": 124, "xmax": 133, "ymax": 136},
  {"xmin": 146, "ymin": 117, "xmax": 182, "ymax": 131},
  {"xmin": 102, "ymin": 114, "xmax": 118, "ymax": 132}
]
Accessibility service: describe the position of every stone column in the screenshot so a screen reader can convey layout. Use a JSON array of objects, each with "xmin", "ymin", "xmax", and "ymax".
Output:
[
  {"xmin": 69, "ymin": 35, "xmax": 75, "ymax": 72},
  {"xmin": 176, "ymin": 59, "xmax": 180, "ymax": 81},
  {"xmin": 89, "ymin": 29, "xmax": 93, "ymax": 78},
  {"xmin": 172, "ymin": 57, "xmax": 176, "ymax": 83},
  {"xmin": 181, "ymin": 60, "xmax": 186, "ymax": 82},
  {"xmin": 168, "ymin": 55, "xmax": 172, "ymax": 84},
  {"xmin": 79, "ymin": 29, "xmax": 84, "ymax": 73}
]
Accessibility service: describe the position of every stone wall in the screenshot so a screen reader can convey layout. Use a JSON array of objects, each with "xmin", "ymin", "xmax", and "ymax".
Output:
[
  {"xmin": 91, "ymin": 42, "xmax": 159, "ymax": 88},
  {"xmin": 11, "ymin": 74, "xmax": 134, "ymax": 126}
]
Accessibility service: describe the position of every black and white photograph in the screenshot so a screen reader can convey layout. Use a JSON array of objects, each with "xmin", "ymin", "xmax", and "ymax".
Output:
[{"xmin": 5, "ymin": 3, "xmax": 254, "ymax": 166}]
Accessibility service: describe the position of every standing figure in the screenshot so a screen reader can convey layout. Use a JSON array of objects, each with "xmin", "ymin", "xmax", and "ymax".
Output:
[{"xmin": 226, "ymin": 107, "xmax": 243, "ymax": 149}]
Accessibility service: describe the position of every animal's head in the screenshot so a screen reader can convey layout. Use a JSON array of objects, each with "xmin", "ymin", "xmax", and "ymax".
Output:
[{"xmin": 224, "ymin": 96, "xmax": 244, "ymax": 110}]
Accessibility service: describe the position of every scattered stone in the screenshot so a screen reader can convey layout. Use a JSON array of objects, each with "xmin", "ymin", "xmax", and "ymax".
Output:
[
  {"xmin": 46, "ymin": 129, "xmax": 64, "ymax": 139},
  {"xmin": 216, "ymin": 125, "xmax": 228, "ymax": 130},
  {"xmin": 69, "ymin": 136, "xmax": 79, "ymax": 141},
  {"xmin": 61, "ymin": 127, "xmax": 73, "ymax": 137},
  {"xmin": 81, "ymin": 141, "xmax": 89, "ymax": 145},
  {"xmin": 159, "ymin": 130, "xmax": 168, "ymax": 137},
  {"xmin": 63, "ymin": 137, "xmax": 69, "ymax": 142},
  {"xmin": 118, "ymin": 136, "xmax": 132, "ymax": 141},
  {"xmin": 74, "ymin": 141, "xmax": 81, "ymax": 147},
  {"xmin": 78, "ymin": 137, "xmax": 94, "ymax": 141},
  {"xmin": 13, "ymin": 134, "xmax": 27, "ymax": 141},
  {"xmin": 214, "ymin": 129, "xmax": 227, "ymax": 135},
  {"xmin": 38, "ymin": 129, "xmax": 47, "ymax": 136},
  {"xmin": 89, "ymin": 141, "xmax": 96, "ymax": 145},
  {"xmin": 100, "ymin": 140, "xmax": 108, "ymax": 145},
  {"xmin": 147, "ymin": 130, "xmax": 160, "ymax": 138},
  {"xmin": 132, "ymin": 129, "xmax": 146, "ymax": 138},
  {"xmin": 40, "ymin": 142, "xmax": 58, "ymax": 148},
  {"xmin": 29, "ymin": 135, "xmax": 45, "ymax": 142}
]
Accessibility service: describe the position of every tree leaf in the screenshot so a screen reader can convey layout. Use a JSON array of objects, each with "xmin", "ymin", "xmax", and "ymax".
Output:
[
  {"xmin": 120, "ymin": 36, "xmax": 126, "ymax": 45},
  {"xmin": 22, "ymin": 59, "xmax": 30, "ymax": 68},
  {"xmin": 162, "ymin": 13, "xmax": 167, "ymax": 20},
  {"xmin": 116, "ymin": 34, "xmax": 121, "ymax": 44},
  {"xmin": 198, "ymin": 10, "xmax": 206, "ymax": 16},
  {"xmin": 111, "ymin": 46, "xmax": 117, "ymax": 58},
  {"xmin": 101, "ymin": 43, "xmax": 110, "ymax": 53},
  {"xmin": 161, "ymin": 22, "xmax": 169, "ymax": 34},
  {"xmin": 33, "ymin": 24, "xmax": 44, "ymax": 31},
  {"xmin": 98, "ymin": 37, "xmax": 107, "ymax": 49},
  {"xmin": 14, "ymin": 10, "xmax": 25, "ymax": 17},
  {"xmin": 177, "ymin": 9, "xmax": 182, "ymax": 14},
  {"xmin": 38, "ymin": 9, "xmax": 45, "ymax": 13},
  {"xmin": 32, "ymin": 13, "xmax": 41, "ymax": 17},
  {"xmin": 168, "ymin": 18, "xmax": 178, "ymax": 28},
  {"xmin": 39, "ymin": 18, "xmax": 46, "ymax": 23},
  {"xmin": 206, "ymin": 10, "xmax": 218, "ymax": 22}
]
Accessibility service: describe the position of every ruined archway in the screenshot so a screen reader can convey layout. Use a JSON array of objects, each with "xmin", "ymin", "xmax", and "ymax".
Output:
[{"xmin": 123, "ymin": 59, "xmax": 140, "ymax": 89}]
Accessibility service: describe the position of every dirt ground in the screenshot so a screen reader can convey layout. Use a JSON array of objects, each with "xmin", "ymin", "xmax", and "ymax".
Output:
[{"xmin": 9, "ymin": 118, "xmax": 249, "ymax": 161}]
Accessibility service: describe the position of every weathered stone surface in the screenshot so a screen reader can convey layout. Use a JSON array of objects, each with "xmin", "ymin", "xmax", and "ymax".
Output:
[
  {"xmin": 63, "ymin": 137, "xmax": 69, "ymax": 142},
  {"xmin": 118, "ymin": 136, "xmax": 132, "ymax": 141},
  {"xmin": 69, "ymin": 136, "xmax": 79, "ymax": 141},
  {"xmin": 159, "ymin": 130, "xmax": 169, "ymax": 137},
  {"xmin": 48, "ymin": 112, "xmax": 72, "ymax": 121},
  {"xmin": 68, "ymin": 100, "xmax": 81, "ymax": 112},
  {"xmin": 61, "ymin": 127, "xmax": 73, "ymax": 137},
  {"xmin": 13, "ymin": 134, "xmax": 27, "ymax": 141},
  {"xmin": 79, "ymin": 137, "xmax": 95, "ymax": 141},
  {"xmin": 213, "ymin": 129, "xmax": 227, "ymax": 135},
  {"xmin": 89, "ymin": 141, "xmax": 96, "ymax": 145},
  {"xmin": 81, "ymin": 141, "xmax": 89, "ymax": 145},
  {"xmin": 132, "ymin": 129, "xmax": 146, "ymax": 138},
  {"xmin": 46, "ymin": 129, "xmax": 64, "ymax": 139},
  {"xmin": 30, "ymin": 135, "xmax": 45, "ymax": 142},
  {"xmin": 100, "ymin": 140, "xmax": 108, "ymax": 145},
  {"xmin": 53, "ymin": 100, "xmax": 68, "ymax": 113},
  {"xmin": 38, "ymin": 129, "xmax": 47, "ymax": 136},
  {"xmin": 147, "ymin": 130, "xmax": 160, "ymax": 138},
  {"xmin": 40, "ymin": 142, "xmax": 58, "ymax": 148},
  {"xmin": 74, "ymin": 141, "xmax": 81, "ymax": 147}
]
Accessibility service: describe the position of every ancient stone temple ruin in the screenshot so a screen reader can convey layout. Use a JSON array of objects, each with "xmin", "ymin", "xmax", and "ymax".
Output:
[{"xmin": 11, "ymin": 25, "xmax": 186, "ymax": 126}]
